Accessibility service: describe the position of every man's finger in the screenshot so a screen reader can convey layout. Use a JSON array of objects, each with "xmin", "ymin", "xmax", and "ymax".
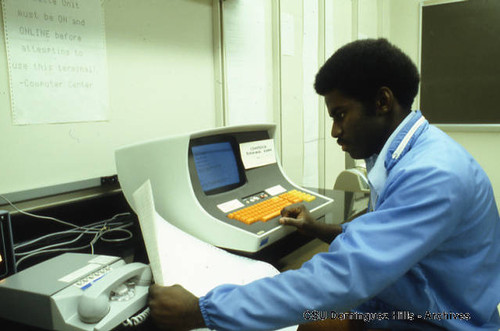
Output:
[
  {"xmin": 279, "ymin": 216, "xmax": 303, "ymax": 228},
  {"xmin": 149, "ymin": 284, "xmax": 161, "ymax": 302},
  {"xmin": 281, "ymin": 205, "xmax": 303, "ymax": 217}
]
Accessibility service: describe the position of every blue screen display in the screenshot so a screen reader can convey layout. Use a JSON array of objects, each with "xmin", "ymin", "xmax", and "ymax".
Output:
[{"xmin": 191, "ymin": 142, "xmax": 241, "ymax": 193}]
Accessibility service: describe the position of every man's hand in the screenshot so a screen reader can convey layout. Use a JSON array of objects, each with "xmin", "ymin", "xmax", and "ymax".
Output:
[
  {"xmin": 280, "ymin": 204, "xmax": 316, "ymax": 233},
  {"xmin": 280, "ymin": 204, "xmax": 342, "ymax": 244},
  {"xmin": 149, "ymin": 284, "xmax": 206, "ymax": 331}
]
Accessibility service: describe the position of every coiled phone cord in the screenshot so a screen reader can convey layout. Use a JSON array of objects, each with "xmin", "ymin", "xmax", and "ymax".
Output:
[{"xmin": 122, "ymin": 307, "xmax": 151, "ymax": 327}]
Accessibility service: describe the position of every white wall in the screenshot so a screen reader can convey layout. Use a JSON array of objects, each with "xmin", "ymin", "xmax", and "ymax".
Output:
[
  {"xmin": 280, "ymin": 1, "xmax": 306, "ymax": 185},
  {"xmin": 280, "ymin": 0, "xmax": 356, "ymax": 193},
  {"xmin": 222, "ymin": 0, "xmax": 278, "ymax": 126},
  {"xmin": 279, "ymin": 0, "xmax": 328, "ymax": 190},
  {"xmin": 0, "ymin": 0, "xmax": 218, "ymax": 195},
  {"xmin": 323, "ymin": 0, "xmax": 355, "ymax": 192}
]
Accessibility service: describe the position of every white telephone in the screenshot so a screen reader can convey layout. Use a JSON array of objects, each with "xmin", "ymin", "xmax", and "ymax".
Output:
[{"xmin": 0, "ymin": 253, "xmax": 152, "ymax": 331}]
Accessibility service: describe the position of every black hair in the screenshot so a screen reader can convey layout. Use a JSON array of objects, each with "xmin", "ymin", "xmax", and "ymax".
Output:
[{"xmin": 314, "ymin": 38, "xmax": 420, "ymax": 109}]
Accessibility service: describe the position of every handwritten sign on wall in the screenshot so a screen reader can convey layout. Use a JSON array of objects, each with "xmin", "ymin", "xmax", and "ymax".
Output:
[{"xmin": 2, "ymin": 0, "xmax": 108, "ymax": 124}]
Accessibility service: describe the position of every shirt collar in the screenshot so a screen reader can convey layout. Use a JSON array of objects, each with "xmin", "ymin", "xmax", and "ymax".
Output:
[{"xmin": 365, "ymin": 110, "xmax": 419, "ymax": 210}]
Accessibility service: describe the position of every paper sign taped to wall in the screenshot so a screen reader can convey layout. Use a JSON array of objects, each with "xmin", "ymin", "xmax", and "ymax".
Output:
[
  {"xmin": 239, "ymin": 138, "xmax": 276, "ymax": 169},
  {"xmin": 2, "ymin": 0, "xmax": 109, "ymax": 124}
]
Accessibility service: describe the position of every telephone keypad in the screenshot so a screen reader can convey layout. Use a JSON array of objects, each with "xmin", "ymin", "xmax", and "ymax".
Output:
[{"xmin": 74, "ymin": 266, "xmax": 112, "ymax": 290}]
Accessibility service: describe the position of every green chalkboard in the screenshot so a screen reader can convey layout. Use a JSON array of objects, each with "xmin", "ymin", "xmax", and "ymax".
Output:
[{"xmin": 421, "ymin": 0, "xmax": 500, "ymax": 124}]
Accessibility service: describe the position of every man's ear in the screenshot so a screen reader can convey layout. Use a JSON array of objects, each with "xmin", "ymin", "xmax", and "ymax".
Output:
[{"xmin": 375, "ymin": 87, "xmax": 394, "ymax": 115}]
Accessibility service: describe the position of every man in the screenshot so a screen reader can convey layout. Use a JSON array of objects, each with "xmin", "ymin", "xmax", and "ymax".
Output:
[{"xmin": 149, "ymin": 39, "xmax": 500, "ymax": 330}]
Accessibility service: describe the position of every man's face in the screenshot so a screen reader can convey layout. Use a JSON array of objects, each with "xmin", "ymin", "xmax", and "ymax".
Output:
[{"xmin": 325, "ymin": 89, "xmax": 388, "ymax": 159}]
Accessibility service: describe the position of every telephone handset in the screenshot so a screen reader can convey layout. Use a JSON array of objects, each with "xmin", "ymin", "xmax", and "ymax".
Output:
[{"xmin": 78, "ymin": 262, "xmax": 152, "ymax": 324}]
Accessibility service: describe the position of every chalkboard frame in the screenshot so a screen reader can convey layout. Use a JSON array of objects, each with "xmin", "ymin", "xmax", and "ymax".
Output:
[{"xmin": 419, "ymin": 0, "xmax": 500, "ymax": 131}]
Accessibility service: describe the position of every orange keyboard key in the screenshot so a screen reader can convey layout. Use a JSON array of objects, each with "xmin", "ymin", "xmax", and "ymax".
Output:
[{"xmin": 262, "ymin": 210, "xmax": 281, "ymax": 222}]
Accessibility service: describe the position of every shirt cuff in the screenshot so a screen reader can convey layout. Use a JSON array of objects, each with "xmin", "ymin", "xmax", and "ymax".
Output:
[{"xmin": 199, "ymin": 295, "xmax": 213, "ymax": 330}]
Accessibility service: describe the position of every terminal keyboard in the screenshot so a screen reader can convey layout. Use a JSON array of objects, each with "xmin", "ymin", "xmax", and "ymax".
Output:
[{"xmin": 228, "ymin": 190, "xmax": 316, "ymax": 225}]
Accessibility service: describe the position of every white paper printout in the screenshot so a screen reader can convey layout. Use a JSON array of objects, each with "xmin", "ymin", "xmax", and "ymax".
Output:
[
  {"xmin": 132, "ymin": 180, "xmax": 280, "ymax": 295},
  {"xmin": 2, "ymin": 0, "xmax": 108, "ymax": 124}
]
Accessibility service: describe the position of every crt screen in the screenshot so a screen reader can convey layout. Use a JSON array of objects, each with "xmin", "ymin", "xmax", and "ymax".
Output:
[{"xmin": 191, "ymin": 141, "xmax": 241, "ymax": 193}]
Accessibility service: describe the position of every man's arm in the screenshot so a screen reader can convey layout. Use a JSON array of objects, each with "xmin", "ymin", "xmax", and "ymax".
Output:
[
  {"xmin": 148, "ymin": 284, "xmax": 205, "ymax": 331},
  {"xmin": 279, "ymin": 204, "xmax": 342, "ymax": 243}
]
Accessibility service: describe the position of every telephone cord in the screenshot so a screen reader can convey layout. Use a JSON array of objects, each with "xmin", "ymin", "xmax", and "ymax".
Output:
[{"xmin": 122, "ymin": 307, "xmax": 151, "ymax": 327}]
